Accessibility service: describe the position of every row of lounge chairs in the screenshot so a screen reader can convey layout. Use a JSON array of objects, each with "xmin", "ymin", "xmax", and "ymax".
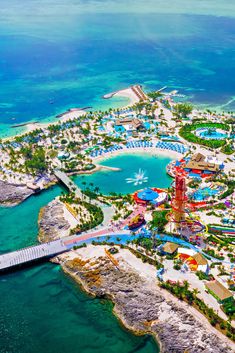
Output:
[
  {"xmin": 156, "ymin": 141, "xmax": 188, "ymax": 154},
  {"xmin": 90, "ymin": 144, "xmax": 123, "ymax": 157},
  {"xmin": 89, "ymin": 140, "xmax": 188, "ymax": 157},
  {"xmin": 126, "ymin": 140, "xmax": 153, "ymax": 148}
]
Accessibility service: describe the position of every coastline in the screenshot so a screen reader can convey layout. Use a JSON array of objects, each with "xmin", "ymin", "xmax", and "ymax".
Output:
[
  {"xmin": 103, "ymin": 87, "xmax": 141, "ymax": 106},
  {"xmin": 1, "ymin": 86, "xmax": 138, "ymax": 141},
  {"xmin": 59, "ymin": 245, "xmax": 234, "ymax": 353},
  {"xmin": 93, "ymin": 147, "xmax": 182, "ymax": 164}
]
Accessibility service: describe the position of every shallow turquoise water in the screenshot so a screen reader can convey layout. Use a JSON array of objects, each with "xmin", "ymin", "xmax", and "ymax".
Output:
[
  {"xmin": 0, "ymin": 3, "xmax": 235, "ymax": 138},
  {"xmin": 74, "ymin": 153, "xmax": 173, "ymax": 194},
  {"xmin": 0, "ymin": 171, "xmax": 158, "ymax": 353}
]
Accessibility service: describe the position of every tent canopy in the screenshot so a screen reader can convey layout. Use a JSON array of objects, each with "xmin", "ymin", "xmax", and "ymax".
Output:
[{"xmin": 137, "ymin": 188, "xmax": 159, "ymax": 201}]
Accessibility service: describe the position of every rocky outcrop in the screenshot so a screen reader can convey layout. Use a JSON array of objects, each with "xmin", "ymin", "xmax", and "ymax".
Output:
[
  {"xmin": 62, "ymin": 252, "xmax": 234, "ymax": 353},
  {"xmin": 0, "ymin": 180, "xmax": 34, "ymax": 206},
  {"xmin": 38, "ymin": 199, "xmax": 71, "ymax": 242}
]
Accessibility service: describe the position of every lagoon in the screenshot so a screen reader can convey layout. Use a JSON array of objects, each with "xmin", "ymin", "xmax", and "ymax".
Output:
[{"xmin": 74, "ymin": 153, "xmax": 173, "ymax": 195}]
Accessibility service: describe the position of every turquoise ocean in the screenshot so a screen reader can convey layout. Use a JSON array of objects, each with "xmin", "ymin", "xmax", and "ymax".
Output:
[
  {"xmin": 0, "ymin": 1, "xmax": 235, "ymax": 137},
  {"xmin": 0, "ymin": 1, "xmax": 234, "ymax": 352}
]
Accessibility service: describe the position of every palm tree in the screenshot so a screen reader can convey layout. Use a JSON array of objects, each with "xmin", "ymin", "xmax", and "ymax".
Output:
[{"xmin": 192, "ymin": 288, "xmax": 200, "ymax": 298}]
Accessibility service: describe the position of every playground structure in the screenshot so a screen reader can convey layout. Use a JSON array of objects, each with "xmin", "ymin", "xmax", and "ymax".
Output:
[{"xmin": 167, "ymin": 174, "xmax": 205, "ymax": 237}]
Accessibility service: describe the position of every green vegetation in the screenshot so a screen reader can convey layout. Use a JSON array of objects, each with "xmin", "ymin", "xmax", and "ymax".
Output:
[
  {"xmin": 222, "ymin": 300, "xmax": 235, "ymax": 319},
  {"xmin": 24, "ymin": 147, "xmax": 47, "ymax": 173},
  {"xmin": 73, "ymin": 243, "xmax": 87, "ymax": 250},
  {"xmin": 217, "ymin": 179, "xmax": 235, "ymax": 199},
  {"xmin": 195, "ymin": 271, "xmax": 214, "ymax": 281},
  {"xmin": 70, "ymin": 201, "xmax": 104, "ymax": 233},
  {"xmin": 147, "ymin": 91, "xmax": 162, "ymax": 100},
  {"xmin": 149, "ymin": 210, "xmax": 168, "ymax": 231},
  {"xmin": 221, "ymin": 143, "xmax": 234, "ymax": 155},
  {"xmin": 203, "ymin": 248, "xmax": 225, "ymax": 260},
  {"xmin": 59, "ymin": 193, "xmax": 104, "ymax": 233},
  {"xmin": 179, "ymin": 122, "xmax": 229, "ymax": 148},
  {"xmin": 174, "ymin": 103, "xmax": 193, "ymax": 119},
  {"xmin": 160, "ymin": 280, "xmax": 235, "ymax": 340}
]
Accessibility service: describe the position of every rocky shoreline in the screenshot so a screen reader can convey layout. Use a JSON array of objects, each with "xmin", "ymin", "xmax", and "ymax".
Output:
[
  {"xmin": 60, "ymin": 247, "xmax": 234, "ymax": 353},
  {"xmin": 38, "ymin": 199, "xmax": 72, "ymax": 242},
  {"xmin": 0, "ymin": 180, "xmax": 34, "ymax": 207}
]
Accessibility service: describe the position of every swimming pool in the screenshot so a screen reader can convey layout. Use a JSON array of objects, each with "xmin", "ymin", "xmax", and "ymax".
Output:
[
  {"xmin": 195, "ymin": 127, "xmax": 228, "ymax": 140},
  {"xmin": 192, "ymin": 186, "xmax": 222, "ymax": 201}
]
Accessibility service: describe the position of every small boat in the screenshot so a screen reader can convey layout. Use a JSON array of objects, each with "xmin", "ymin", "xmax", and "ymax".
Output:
[{"xmin": 128, "ymin": 214, "xmax": 145, "ymax": 230}]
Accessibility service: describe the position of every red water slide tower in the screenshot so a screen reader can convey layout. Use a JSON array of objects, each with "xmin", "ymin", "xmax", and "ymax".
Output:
[{"xmin": 171, "ymin": 174, "xmax": 187, "ymax": 231}]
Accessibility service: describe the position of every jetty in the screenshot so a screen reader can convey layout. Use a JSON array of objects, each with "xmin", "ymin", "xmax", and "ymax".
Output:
[{"xmin": 11, "ymin": 121, "xmax": 38, "ymax": 128}]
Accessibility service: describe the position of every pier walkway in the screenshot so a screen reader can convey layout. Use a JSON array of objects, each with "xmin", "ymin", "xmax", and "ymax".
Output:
[
  {"xmin": 0, "ymin": 229, "xmax": 130, "ymax": 272},
  {"xmin": 0, "ymin": 240, "xmax": 67, "ymax": 271}
]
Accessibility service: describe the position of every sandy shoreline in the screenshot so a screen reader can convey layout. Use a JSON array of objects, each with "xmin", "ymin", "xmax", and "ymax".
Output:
[
  {"xmin": 92, "ymin": 146, "xmax": 182, "ymax": 164},
  {"xmin": 3, "ymin": 86, "xmax": 139, "ymax": 141}
]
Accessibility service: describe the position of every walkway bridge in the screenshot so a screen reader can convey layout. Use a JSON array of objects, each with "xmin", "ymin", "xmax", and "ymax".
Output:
[
  {"xmin": 54, "ymin": 169, "xmax": 85, "ymax": 200},
  {"xmin": 0, "ymin": 229, "xmax": 130, "ymax": 272}
]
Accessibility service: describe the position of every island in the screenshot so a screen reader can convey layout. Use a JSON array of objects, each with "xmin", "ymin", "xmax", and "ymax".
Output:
[{"xmin": 0, "ymin": 85, "xmax": 234, "ymax": 352}]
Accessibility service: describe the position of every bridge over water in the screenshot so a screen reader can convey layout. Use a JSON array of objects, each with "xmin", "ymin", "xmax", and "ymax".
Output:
[
  {"xmin": 0, "ymin": 229, "xmax": 130, "ymax": 272},
  {"xmin": 54, "ymin": 169, "xmax": 86, "ymax": 199}
]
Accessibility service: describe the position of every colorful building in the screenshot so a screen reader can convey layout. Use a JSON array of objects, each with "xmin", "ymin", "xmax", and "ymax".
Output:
[{"xmin": 133, "ymin": 187, "xmax": 168, "ymax": 206}]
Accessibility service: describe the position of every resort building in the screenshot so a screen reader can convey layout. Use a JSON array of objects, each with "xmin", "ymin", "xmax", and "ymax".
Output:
[
  {"xmin": 177, "ymin": 248, "xmax": 209, "ymax": 273},
  {"xmin": 183, "ymin": 153, "xmax": 222, "ymax": 173},
  {"xmin": 161, "ymin": 242, "xmax": 179, "ymax": 255},
  {"xmin": 205, "ymin": 280, "xmax": 234, "ymax": 304},
  {"xmin": 115, "ymin": 118, "xmax": 145, "ymax": 132}
]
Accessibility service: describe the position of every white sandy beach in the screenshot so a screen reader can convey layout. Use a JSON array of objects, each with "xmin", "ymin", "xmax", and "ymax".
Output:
[
  {"xmin": 92, "ymin": 146, "xmax": 182, "ymax": 164},
  {"xmin": 112, "ymin": 87, "xmax": 141, "ymax": 106}
]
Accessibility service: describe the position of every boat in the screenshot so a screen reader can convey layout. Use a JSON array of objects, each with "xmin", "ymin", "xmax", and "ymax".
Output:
[{"xmin": 128, "ymin": 214, "xmax": 145, "ymax": 230}]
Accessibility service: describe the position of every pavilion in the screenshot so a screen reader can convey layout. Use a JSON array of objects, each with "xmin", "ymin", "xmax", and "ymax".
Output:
[{"xmin": 133, "ymin": 187, "xmax": 168, "ymax": 206}]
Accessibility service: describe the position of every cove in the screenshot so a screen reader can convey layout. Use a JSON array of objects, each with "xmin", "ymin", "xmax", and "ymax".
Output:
[{"xmin": 74, "ymin": 153, "xmax": 173, "ymax": 195}]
